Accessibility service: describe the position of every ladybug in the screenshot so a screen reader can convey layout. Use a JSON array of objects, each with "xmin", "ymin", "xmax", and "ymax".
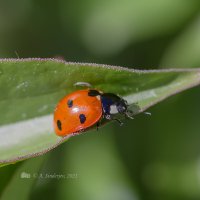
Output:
[{"xmin": 53, "ymin": 89, "xmax": 133, "ymax": 136}]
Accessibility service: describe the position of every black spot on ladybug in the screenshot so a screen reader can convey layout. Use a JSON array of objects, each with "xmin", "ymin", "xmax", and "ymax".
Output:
[
  {"xmin": 88, "ymin": 90, "xmax": 100, "ymax": 97},
  {"xmin": 79, "ymin": 114, "xmax": 86, "ymax": 124},
  {"xmin": 67, "ymin": 99, "xmax": 73, "ymax": 108},
  {"xmin": 57, "ymin": 120, "xmax": 62, "ymax": 131}
]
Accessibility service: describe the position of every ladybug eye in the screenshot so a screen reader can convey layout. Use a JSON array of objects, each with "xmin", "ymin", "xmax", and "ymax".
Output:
[{"xmin": 117, "ymin": 105, "xmax": 127, "ymax": 113}]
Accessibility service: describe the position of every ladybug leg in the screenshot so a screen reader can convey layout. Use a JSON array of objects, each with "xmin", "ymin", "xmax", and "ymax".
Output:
[
  {"xmin": 96, "ymin": 121, "xmax": 100, "ymax": 131},
  {"xmin": 104, "ymin": 113, "xmax": 123, "ymax": 126},
  {"xmin": 104, "ymin": 113, "xmax": 110, "ymax": 119},
  {"xmin": 96, "ymin": 116, "xmax": 104, "ymax": 131},
  {"xmin": 124, "ymin": 111, "xmax": 134, "ymax": 119},
  {"xmin": 112, "ymin": 118, "xmax": 123, "ymax": 126}
]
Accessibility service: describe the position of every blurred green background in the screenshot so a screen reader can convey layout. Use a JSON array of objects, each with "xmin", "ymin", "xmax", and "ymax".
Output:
[{"xmin": 1, "ymin": 0, "xmax": 200, "ymax": 200}]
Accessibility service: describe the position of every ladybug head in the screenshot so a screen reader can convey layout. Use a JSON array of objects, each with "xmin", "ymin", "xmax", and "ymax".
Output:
[
  {"xmin": 88, "ymin": 89, "xmax": 134, "ymax": 120},
  {"xmin": 116, "ymin": 98, "xmax": 128, "ymax": 113},
  {"xmin": 99, "ymin": 92, "xmax": 134, "ymax": 119},
  {"xmin": 115, "ymin": 98, "xmax": 134, "ymax": 119}
]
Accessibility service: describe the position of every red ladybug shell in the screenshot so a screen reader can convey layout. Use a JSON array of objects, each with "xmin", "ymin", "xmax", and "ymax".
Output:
[{"xmin": 54, "ymin": 89, "xmax": 102, "ymax": 136}]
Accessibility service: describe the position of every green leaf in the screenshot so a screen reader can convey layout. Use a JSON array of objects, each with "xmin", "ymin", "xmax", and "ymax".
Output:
[{"xmin": 0, "ymin": 58, "xmax": 200, "ymax": 166}]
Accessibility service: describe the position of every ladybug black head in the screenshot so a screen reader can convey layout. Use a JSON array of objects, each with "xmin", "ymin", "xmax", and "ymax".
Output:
[
  {"xmin": 116, "ymin": 99, "xmax": 128, "ymax": 113},
  {"xmin": 100, "ymin": 93, "xmax": 133, "ymax": 118},
  {"xmin": 88, "ymin": 89, "xmax": 133, "ymax": 121}
]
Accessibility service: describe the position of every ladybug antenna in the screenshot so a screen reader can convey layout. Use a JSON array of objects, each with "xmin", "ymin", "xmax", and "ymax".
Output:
[
  {"xmin": 113, "ymin": 118, "xmax": 123, "ymax": 126},
  {"xmin": 74, "ymin": 82, "xmax": 92, "ymax": 88},
  {"xmin": 143, "ymin": 112, "xmax": 151, "ymax": 116}
]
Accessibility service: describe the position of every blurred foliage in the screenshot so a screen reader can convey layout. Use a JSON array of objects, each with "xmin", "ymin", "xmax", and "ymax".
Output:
[
  {"xmin": 0, "ymin": 0, "xmax": 200, "ymax": 200},
  {"xmin": 161, "ymin": 15, "xmax": 200, "ymax": 68}
]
